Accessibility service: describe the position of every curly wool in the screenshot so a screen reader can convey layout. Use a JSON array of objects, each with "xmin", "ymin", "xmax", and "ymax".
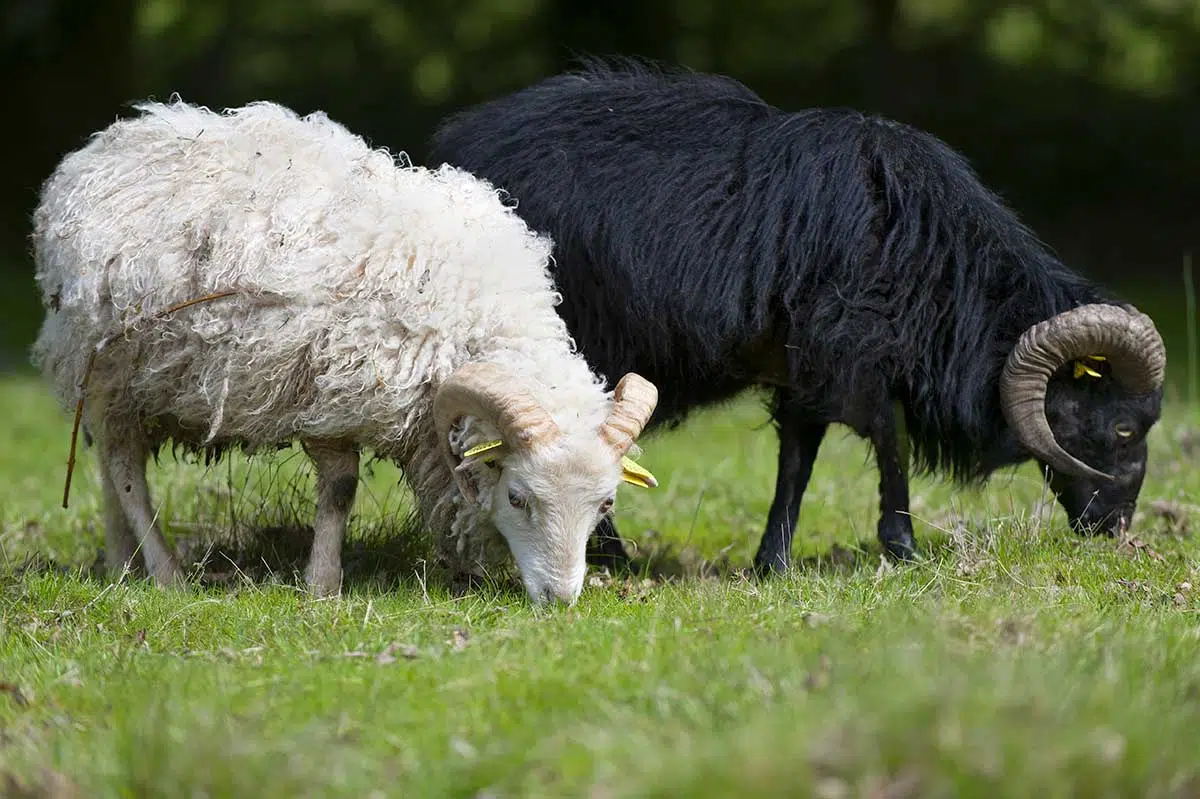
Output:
[{"xmin": 31, "ymin": 99, "xmax": 612, "ymax": 573}]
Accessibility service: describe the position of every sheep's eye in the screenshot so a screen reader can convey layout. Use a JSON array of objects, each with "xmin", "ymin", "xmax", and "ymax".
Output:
[
  {"xmin": 1114, "ymin": 423, "xmax": 1136, "ymax": 440},
  {"xmin": 508, "ymin": 489, "xmax": 528, "ymax": 509},
  {"xmin": 599, "ymin": 498, "xmax": 614, "ymax": 514}
]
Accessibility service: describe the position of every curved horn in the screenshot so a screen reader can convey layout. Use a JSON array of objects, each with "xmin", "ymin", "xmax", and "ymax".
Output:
[
  {"xmin": 599, "ymin": 373, "xmax": 659, "ymax": 456},
  {"xmin": 1000, "ymin": 303, "xmax": 1165, "ymax": 480},
  {"xmin": 434, "ymin": 362, "xmax": 561, "ymax": 469}
]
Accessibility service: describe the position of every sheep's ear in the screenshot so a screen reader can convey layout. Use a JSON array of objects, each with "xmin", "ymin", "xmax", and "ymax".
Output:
[
  {"xmin": 621, "ymin": 455, "xmax": 658, "ymax": 489},
  {"xmin": 450, "ymin": 440, "xmax": 505, "ymax": 505},
  {"xmin": 463, "ymin": 439, "xmax": 506, "ymax": 463},
  {"xmin": 452, "ymin": 459, "xmax": 480, "ymax": 503}
]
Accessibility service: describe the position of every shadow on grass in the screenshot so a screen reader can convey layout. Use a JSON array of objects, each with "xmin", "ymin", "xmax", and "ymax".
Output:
[
  {"xmin": 174, "ymin": 522, "xmax": 431, "ymax": 594},
  {"xmin": 4, "ymin": 521, "xmax": 893, "ymax": 600},
  {"xmin": 609, "ymin": 527, "xmax": 886, "ymax": 585},
  {"xmin": 3, "ymin": 520, "xmax": 440, "ymax": 596}
]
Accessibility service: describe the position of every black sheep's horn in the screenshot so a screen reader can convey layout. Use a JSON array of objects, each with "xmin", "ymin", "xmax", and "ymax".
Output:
[{"xmin": 1000, "ymin": 303, "xmax": 1166, "ymax": 480}]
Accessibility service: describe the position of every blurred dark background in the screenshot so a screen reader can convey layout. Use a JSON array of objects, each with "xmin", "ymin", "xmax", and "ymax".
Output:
[{"xmin": 2, "ymin": 0, "xmax": 1197, "ymax": 387}]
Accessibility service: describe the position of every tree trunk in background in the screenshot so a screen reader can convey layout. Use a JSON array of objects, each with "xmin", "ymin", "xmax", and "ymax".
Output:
[{"xmin": 0, "ymin": 0, "xmax": 135, "ymax": 270}]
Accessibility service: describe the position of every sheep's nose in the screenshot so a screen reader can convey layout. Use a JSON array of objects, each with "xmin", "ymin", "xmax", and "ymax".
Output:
[{"xmin": 537, "ymin": 582, "xmax": 579, "ymax": 606}]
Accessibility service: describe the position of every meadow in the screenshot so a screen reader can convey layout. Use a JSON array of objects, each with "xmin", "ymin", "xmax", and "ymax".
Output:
[{"xmin": 2, "ymin": 369, "xmax": 1199, "ymax": 797}]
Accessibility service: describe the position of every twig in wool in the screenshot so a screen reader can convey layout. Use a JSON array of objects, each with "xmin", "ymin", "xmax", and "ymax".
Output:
[{"xmin": 62, "ymin": 289, "xmax": 243, "ymax": 508}]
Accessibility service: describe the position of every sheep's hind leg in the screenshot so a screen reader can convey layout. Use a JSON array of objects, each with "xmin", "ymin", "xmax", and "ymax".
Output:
[
  {"xmin": 303, "ymin": 442, "xmax": 359, "ymax": 597},
  {"xmin": 870, "ymin": 401, "xmax": 916, "ymax": 561},
  {"xmin": 753, "ymin": 403, "xmax": 828, "ymax": 575},
  {"xmin": 100, "ymin": 463, "xmax": 141, "ymax": 576},
  {"xmin": 100, "ymin": 424, "xmax": 183, "ymax": 586}
]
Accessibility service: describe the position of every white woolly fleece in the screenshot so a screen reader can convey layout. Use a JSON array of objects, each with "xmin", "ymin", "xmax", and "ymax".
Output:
[{"xmin": 31, "ymin": 99, "xmax": 614, "ymax": 575}]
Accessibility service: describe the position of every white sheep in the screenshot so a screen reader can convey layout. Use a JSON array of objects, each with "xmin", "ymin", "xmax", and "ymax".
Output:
[{"xmin": 31, "ymin": 99, "xmax": 660, "ymax": 604}]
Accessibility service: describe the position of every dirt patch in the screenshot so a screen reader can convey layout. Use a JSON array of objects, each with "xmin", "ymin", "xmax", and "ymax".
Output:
[
  {"xmin": 0, "ymin": 681, "xmax": 28, "ymax": 707},
  {"xmin": 1144, "ymin": 500, "xmax": 1193, "ymax": 537},
  {"xmin": 1174, "ymin": 425, "xmax": 1200, "ymax": 459},
  {"xmin": 621, "ymin": 528, "xmax": 732, "ymax": 581},
  {"xmin": 587, "ymin": 568, "xmax": 664, "ymax": 603},
  {"xmin": 1, "ymin": 770, "xmax": 80, "ymax": 799},
  {"xmin": 1117, "ymin": 535, "xmax": 1166, "ymax": 563}
]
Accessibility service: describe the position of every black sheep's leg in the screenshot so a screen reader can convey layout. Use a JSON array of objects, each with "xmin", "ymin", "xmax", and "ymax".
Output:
[
  {"xmin": 587, "ymin": 515, "xmax": 632, "ymax": 571},
  {"xmin": 871, "ymin": 400, "xmax": 916, "ymax": 560},
  {"xmin": 753, "ymin": 402, "xmax": 828, "ymax": 575}
]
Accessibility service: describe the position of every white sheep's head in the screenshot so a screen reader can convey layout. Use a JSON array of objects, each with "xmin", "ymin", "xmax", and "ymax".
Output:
[{"xmin": 434, "ymin": 362, "xmax": 659, "ymax": 605}]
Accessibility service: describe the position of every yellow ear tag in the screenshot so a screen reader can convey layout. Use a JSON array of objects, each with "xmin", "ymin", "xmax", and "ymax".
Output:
[
  {"xmin": 463, "ymin": 440, "xmax": 505, "ymax": 462},
  {"xmin": 621, "ymin": 455, "xmax": 658, "ymax": 488},
  {"xmin": 1072, "ymin": 355, "xmax": 1106, "ymax": 380}
]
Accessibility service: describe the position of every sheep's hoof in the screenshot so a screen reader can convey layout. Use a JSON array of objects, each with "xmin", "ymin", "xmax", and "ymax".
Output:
[
  {"xmin": 752, "ymin": 549, "xmax": 790, "ymax": 577},
  {"xmin": 305, "ymin": 565, "xmax": 343, "ymax": 598},
  {"xmin": 105, "ymin": 551, "xmax": 144, "ymax": 578},
  {"xmin": 878, "ymin": 520, "xmax": 917, "ymax": 562},
  {"xmin": 150, "ymin": 559, "xmax": 185, "ymax": 588}
]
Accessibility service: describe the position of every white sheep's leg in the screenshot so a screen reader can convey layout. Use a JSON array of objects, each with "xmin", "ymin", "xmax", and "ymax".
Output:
[
  {"xmin": 303, "ymin": 442, "xmax": 359, "ymax": 597},
  {"xmin": 99, "ymin": 426, "xmax": 183, "ymax": 586},
  {"xmin": 100, "ymin": 463, "xmax": 140, "ymax": 575}
]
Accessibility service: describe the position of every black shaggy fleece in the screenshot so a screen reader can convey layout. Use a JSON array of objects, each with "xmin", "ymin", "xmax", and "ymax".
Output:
[{"xmin": 429, "ymin": 59, "xmax": 1122, "ymax": 485}]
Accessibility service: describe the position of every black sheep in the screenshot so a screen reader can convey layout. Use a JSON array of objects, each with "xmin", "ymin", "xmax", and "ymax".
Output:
[{"xmin": 428, "ymin": 60, "xmax": 1166, "ymax": 572}]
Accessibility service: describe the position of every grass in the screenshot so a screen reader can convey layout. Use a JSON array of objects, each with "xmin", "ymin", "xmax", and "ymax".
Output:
[{"xmin": 2, "ymin": 371, "xmax": 1200, "ymax": 798}]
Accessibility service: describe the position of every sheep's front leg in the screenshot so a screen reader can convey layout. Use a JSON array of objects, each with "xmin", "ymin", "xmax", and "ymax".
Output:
[
  {"xmin": 303, "ymin": 442, "xmax": 359, "ymax": 597},
  {"xmin": 100, "ymin": 424, "xmax": 183, "ymax": 586},
  {"xmin": 754, "ymin": 404, "xmax": 828, "ymax": 575}
]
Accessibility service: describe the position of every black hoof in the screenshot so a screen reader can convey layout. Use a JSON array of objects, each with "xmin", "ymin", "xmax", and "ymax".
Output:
[
  {"xmin": 878, "ymin": 514, "xmax": 917, "ymax": 561},
  {"xmin": 880, "ymin": 533, "xmax": 917, "ymax": 561},
  {"xmin": 752, "ymin": 548, "xmax": 790, "ymax": 577}
]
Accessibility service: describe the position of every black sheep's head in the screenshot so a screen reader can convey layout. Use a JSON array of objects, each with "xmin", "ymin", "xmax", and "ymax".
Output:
[
  {"xmin": 1001, "ymin": 304, "xmax": 1166, "ymax": 537},
  {"xmin": 1038, "ymin": 356, "xmax": 1163, "ymax": 535}
]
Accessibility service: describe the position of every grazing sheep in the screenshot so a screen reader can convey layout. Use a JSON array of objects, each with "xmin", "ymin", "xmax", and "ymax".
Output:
[
  {"xmin": 32, "ymin": 98, "xmax": 660, "ymax": 604},
  {"xmin": 429, "ymin": 60, "xmax": 1166, "ymax": 572}
]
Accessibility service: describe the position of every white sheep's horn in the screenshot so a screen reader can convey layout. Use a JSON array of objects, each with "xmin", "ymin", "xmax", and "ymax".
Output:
[
  {"xmin": 434, "ymin": 362, "xmax": 561, "ymax": 472},
  {"xmin": 599, "ymin": 373, "xmax": 658, "ymax": 456},
  {"xmin": 1000, "ymin": 303, "xmax": 1165, "ymax": 480}
]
